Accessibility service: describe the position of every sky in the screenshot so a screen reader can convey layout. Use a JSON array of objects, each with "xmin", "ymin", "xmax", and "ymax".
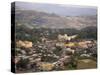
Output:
[{"xmin": 15, "ymin": 1, "xmax": 97, "ymax": 16}]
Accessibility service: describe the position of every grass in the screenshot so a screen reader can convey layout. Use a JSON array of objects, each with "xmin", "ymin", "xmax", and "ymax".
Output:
[{"xmin": 77, "ymin": 59, "xmax": 97, "ymax": 69}]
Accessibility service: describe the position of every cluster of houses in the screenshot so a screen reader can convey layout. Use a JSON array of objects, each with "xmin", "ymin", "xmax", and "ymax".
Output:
[{"xmin": 15, "ymin": 34, "xmax": 97, "ymax": 72}]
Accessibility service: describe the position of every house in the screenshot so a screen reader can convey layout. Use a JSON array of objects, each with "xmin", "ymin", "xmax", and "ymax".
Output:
[
  {"xmin": 16, "ymin": 40, "xmax": 33, "ymax": 48},
  {"xmin": 58, "ymin": 34, "xmax": 77, "ymax": 42}
]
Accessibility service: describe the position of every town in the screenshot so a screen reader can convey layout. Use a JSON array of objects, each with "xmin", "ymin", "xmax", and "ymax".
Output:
[{"xmin": 15, "ymin": 33, "xmax": 97, "ymax": 72}]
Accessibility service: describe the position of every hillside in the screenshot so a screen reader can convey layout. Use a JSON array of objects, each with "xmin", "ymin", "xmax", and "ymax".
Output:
[{"xmin": 15, "ymin": 9, "xmax": 97, "ymax": 30}]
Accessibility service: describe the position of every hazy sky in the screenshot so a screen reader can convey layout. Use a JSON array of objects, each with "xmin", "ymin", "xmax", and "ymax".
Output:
[{"xmin": 15, "ymin": 1, "xmax": 97, "ymax": 16}]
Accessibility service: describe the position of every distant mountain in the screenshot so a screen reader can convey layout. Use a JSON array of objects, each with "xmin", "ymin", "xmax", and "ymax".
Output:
[
  {"xmin": 15, "ymin": 1, "xmax": 97, "ymax": 16},
  {"xmin": 15, "ymin": 9, "xmax": 97, "ymax": 30}
]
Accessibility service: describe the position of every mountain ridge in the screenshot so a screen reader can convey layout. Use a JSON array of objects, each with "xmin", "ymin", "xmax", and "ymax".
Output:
[{"xmin": 15, "ymin": 9, "xmax": 97, "ymax": 30}]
